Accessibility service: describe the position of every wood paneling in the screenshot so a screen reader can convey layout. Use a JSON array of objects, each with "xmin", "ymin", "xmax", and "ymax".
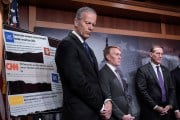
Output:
[
  {"xmin": 74, "ymin": 0, "xmax": 180, "ymax": 17},
  {"xmin": 0, "ymin": 8, "xmax": 2, "ymax": 73},
  {"xmin": 19, "ymin": 0, "xmax": 180, "ymax": 24},
  {"xmin": 166, "ymin": 24, "xmax": 180, "ymax": 35},
  {"xmin": 36, "ymin": 8, "xmax": 74, "ymax": 24},
  {"xmin": 97, "ymin": 16, "xmax": 161, "ymax": 33},
  {"xmin": 29, "ymin": 6, "xmax": 36, "ymax": 31},
  {"xmin": 35, "ymin": 21, "xmax": 180, "ymax": 40},
  {"xmin": 19, "ymin": 6, "xmax": 29, "ymax": 30},
  {"xmin": 18, "ymin": 5, "xmax": 180, "ymax": 40},
  {"xmin": 106, "ymin": 0, "xmax": 180, "ymax": 12},
  {"xmin": 36, "ymin": 7, "xmax": 161, "ymax": 33}
]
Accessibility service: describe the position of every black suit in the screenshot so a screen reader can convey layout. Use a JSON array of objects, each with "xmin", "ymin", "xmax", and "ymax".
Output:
[
  {"xmin": 135, "ymin": 63, "xmax": 175, "ymax": 120},
  {"xmin": 171, "ymin": 66, "xmax": 180, "ymax": 113},
  {"xmin": 99, "ymin": 64, "xmax": 131, "ymax": 120},
  {"xmin": 55, "ymin": 32, "xmax": 104, "ymax": 120}
]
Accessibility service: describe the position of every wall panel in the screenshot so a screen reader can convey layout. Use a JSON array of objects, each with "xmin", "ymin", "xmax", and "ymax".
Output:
[
  {"xmin": 19, "ymin": 6, "xmax": 29, "ymax": 30},
  {"xmin": 166, "ymin": 24, "xmax": 180, "ymax": 35},
  {"xmin": 36, "ymin": 8, "xmax": 74, "ymax": 24},
  {"xmin": 18, "ymin": 6, "xmax": 180, "ymax": 40}
]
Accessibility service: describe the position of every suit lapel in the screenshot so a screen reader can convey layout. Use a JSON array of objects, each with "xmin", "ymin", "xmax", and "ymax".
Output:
[
  {"xmin": 69, "ymin": 32, "xmax": 98, "ymax": 75},
  {"xmin": 147, "ymin": 63, "xmax": 168, "ymax": 93},
  {"xmin": 147, "ymin": 63, "xmax": 161, "ymax": 89},
  {"xmin": 105, "ymin": 65, "xmax": 125, "ymax": 92}
]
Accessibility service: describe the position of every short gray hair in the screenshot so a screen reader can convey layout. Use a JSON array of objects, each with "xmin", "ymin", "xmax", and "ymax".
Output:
[{"xmin": 75, "ymin": 7, "xmax": 97, "ymax": 20}]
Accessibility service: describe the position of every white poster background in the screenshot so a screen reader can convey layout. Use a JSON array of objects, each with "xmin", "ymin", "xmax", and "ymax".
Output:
[{"xmin": 3, "ymin": 29, "xmax": 62, "ymax": 116}]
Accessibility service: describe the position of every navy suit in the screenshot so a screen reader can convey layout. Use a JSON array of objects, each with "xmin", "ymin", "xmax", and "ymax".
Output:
[
  {"xmin": 55, "ymin": 32, "xmax": 104, "ymax": 120},
  {"xmin": 135, "ymin": 63, "xmax": 175, "ymax": 120}
]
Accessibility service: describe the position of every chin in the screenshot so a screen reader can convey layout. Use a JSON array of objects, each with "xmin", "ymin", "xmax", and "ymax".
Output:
[
  {"xmin": 86, "ymin": 36, "xmax": 90, "ymax": 39},
  {"xmin": 86, "ymin": 35, "xmax": 90, "ymax": 38}
]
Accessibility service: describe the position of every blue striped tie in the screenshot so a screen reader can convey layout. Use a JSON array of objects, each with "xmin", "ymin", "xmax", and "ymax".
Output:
[{"xmin": 83, "ymin": 42, "xmax": 94, "ymax": 64}]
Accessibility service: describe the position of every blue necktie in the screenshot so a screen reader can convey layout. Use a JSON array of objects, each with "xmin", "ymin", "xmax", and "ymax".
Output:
[
  {"xmin": 83, "ymin": 42, "xmax": 94, "ymax": 64},
  {"xmin": 156, "ymin": 66, "xmax": 166, "ymax": 102}
]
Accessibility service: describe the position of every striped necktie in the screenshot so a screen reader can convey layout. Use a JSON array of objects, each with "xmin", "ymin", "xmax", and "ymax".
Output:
[
  {"xmin": 83, "ymin": 42, "xmax": 94, "ymax": 64},
  {"xmin": 115, "ymin": 69, "xmax": 124, "ymax": 91}
]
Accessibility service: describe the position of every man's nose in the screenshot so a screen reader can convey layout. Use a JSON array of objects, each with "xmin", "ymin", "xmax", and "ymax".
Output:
[{"xmin": 89, "ymin": 24, "xmax": 94, "ymax": 30}]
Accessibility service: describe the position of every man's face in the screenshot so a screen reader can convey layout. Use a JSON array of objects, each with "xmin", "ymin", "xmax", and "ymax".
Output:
[
  {"xmin": 107, "ymin": 48, "xmax": 121, "ymax": 67},
  {"xmin": 74, "ymin": 12, "xmax": 97, "ymax": 39},
  {"xmin": 150, "ymin": 47, "xmax": 163, "ymax": 65}
]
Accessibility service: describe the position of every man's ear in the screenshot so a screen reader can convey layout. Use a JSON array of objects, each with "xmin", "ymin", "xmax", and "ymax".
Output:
[
  {"xmin": 106, "ymin": 54, "xmax": 110, "ymax": 61},
  {"xmin": 150, "ymin": 52, "xmax": 153, "ymax": 57},
  {"xmin": 74, "ymin": 18, "xmax": 78, "ymax": 27}
]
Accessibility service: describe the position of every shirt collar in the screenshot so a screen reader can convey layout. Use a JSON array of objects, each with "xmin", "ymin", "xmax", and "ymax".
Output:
[
  {"xmin": 150, "ymin": 61, "xmax": 160, "ymax": 70},
  {"xmin": 72, "ymin": 31, "xmax": 84, "ymax": 43},
  {"xmin": 106, "ymin": 63, "xmax": 116, "ymax": 72}
]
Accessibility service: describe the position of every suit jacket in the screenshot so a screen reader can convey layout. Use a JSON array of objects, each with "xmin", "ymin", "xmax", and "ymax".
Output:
[
  {"xmin": 99, "ymin": 64, "xmax": 131, "ymax": 120},
  {"xmin": 135, "ymin": 63, "xmax": 175, "ymax": 120},
  {"xmin": 171, "ymin": 66, "xmax": 180, "ymax": 111},
  {"xmin": 55, "ymin": 32, "xmax": 104, "ymax": 120}
]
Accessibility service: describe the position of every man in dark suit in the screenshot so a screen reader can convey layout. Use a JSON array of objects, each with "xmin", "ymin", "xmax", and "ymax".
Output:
[
  {"xmin": 99, "ymin": 46, "xmax": 135, "ymax": 120},
  {"xmin": 135, "ymin": 45, "xmax": 175, "ymax": 120},
  {"xmin": 171, "ymin": 54, "xmax": 180, "ymax": 120},
  {"xmin": 55, "ymin": 7, "xmax": 112, "ymax": 120}
]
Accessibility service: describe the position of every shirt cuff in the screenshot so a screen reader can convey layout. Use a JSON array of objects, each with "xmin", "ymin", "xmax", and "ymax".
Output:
[
  {"xmin": 153, "ymin": 105, "xmax": 158, "ymax": 110},
  {"xmin": 175, "ymin": 110, "xmax": 180, "ymax": 113},
  {"xmin": 100, "ymin": 104, "xmax": 104, "ymax": 113},
  {"xmin": 100, "ymin": 99, "xmax": 112, "ymax": 112},
  {"xmin": 104, "ymin": 99, "xmax": 112, "ymax": 103}
]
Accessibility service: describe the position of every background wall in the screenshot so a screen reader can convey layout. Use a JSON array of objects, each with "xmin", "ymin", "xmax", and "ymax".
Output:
[
  {"xmin": 35, "ymin": 27, "xmax": 180, "ymax": 118},
  {"xmin": 6, "ymin": 0, "xmax": 180, "ymax": 119},
  {"xmin": 18, "ymin": 0, "xmax": 180, "ymax": 41}
]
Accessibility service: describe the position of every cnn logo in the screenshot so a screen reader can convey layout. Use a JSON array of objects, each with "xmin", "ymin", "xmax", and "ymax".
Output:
[{"xmin": 6, "ymin": 63, "xmax": 19, "ymax": 71}]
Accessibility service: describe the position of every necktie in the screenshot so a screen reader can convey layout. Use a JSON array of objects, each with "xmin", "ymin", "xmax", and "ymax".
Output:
[
  {"xmin": 83, "ymin": 42, "xmax": 94, "ymax": 64},
  {"xmin": 156, "ymin": 66, "xmax": 166, "ymax": 102},
  {"xmin": 115, "ymin": 69, "xmax": 124, "ymax": 91}
]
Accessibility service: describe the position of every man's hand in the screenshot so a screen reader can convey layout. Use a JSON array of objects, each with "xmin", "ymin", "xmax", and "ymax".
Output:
[
  {"xmin": 155, "ymin": 105, "xmax": 172, "ymax": 115},
  {"xmin": 163, "ymin": 105, "xmax": 172, "ymax": 113},
  {"xmin": 175, "ymin": 111, "xmax": 180, "ymax": 120},
  {"xmin": 122, "ymin": 114, "xmax": 135, "ymax": 120},
  {"xmin": 100, "ymin": 100, "xmax": 112, "ymax": 120},
  {"xmin": 155, "ymin": 106, "xmax": 166, "ymax": 115}
]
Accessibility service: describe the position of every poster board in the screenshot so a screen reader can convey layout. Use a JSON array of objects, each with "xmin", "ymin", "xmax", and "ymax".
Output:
[{"xmin": 3, "ymin": 26, "xmax": 62, "ymax": 117}]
